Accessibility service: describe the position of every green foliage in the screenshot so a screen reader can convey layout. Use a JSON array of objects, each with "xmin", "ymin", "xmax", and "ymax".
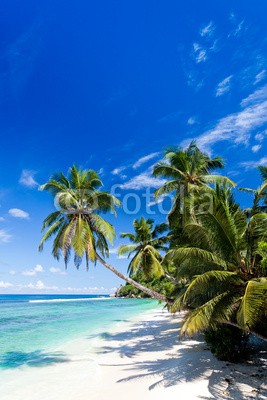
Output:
[
  {"xmin": 118, "ymin": 217, "xmax": 168, "ymax": 278},
  {"xmin": 39, "ymin": 144, "xmax": 267, "ymax": 349},
  {"xmin": 39, "ymin": 165, "xmax": 119, "ymax": 269},
  {"xmin": 153, "ymin": 141, "xmax": 232, "ymax": 227},
  {"xmin": 118, "ymin": 283, "xmax": 141, "ymax": 297},
  {"xmin": 204, "ymin": 325, "xmax": 249, "ymax": 362},
  {"xmin": 237, "ymin": 278, "xmax": 267, "ymax": 330},
  {"xmin": 258, "ymin": 241, "xmax": 267, "ymax": 273},
  {"xmin": 168, "ymin": 181, "xmax": 267, "ymax": 339},
  {"xmin": 117, "ymin": 273, "xmax": 176, "ymax": 299}
]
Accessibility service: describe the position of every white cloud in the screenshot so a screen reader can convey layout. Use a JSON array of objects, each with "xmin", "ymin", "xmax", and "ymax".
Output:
[
  {"xmin": 255, "ymin": 133, "xmax": 264, "ymax": 141},
  {"xmin": 111, "ymin": 166, "xmax": 127, "ymax": 175},
  {"xmin": 109, "ymin": 247, "xmax": 119, "ymax": 255},
  {"xmin": 186, "ymin": 71, "xmax": 204, "ymax": 91},
  {"xmin": 22, "ymin": 264, "xmax": 44, "ymax": 276},
  {"xmin": 229, "ymin": 15, "xmax": 246, "ymax": 37},
  {"xmin": 200, "ymin": 21, "xmax": 215, "ymax": 37},
  {"xmin": 9, "ymin": 270, "xmax": 16, "ymax": 275},
  {"xmin": 64, "ymin": 286, "xmax": 116, "ymax": 293},
  {"xmin": 240, "ymin": 156, "xmax": 267, "ymax": 170},
  {"xmin": 193, "ymin": 43, "xmax": 207, "ymax": 63},
  {"xmin": 191, "ymin": 22, "xmax": 218, "ymax": 66},
  {"xmin": 0, "ymin": 281, "xmax": 13, "ymax": 288},
  {"xmin": 233, "ymin": 20, "xmax": 245, "ymax": 37},
  {"xmin": 8, "ymin": 208, "xmax": 29, "ymax": 219},
  {"xmin": 216, "ymin": 75, "xmax": 233, "ymax": 97},
  {"xmin": 0, "ymin": 230, "xmax": 12, "ymax": 243},
  {"xmin": 133, "ymin": 152, "xmax": 160, "ymax": 169},
  {"xmin": 109, "ymin": 247, "xmax": 128, "ymax": 259},
  {"xmin": 252, "ymin": 145, "xmax": 261, "ymax": 153},
  {"xmin": 187, "ymin": 116, "xmax": 197, "ymax": 125},
  {"xmin": 19, "ymin": 170, "xmax": 38, "ymax": 188},
  {"xmin": 229, "ymin": 12, "xmax": 235, "ymax": 22},
  {"xmin": 119, "ymin": 172, "xmax": 165, "ymax": 190},
  {"xmin": 241, "ymin": 86, "xmax": 267, "ymax": 107},
  {"xmin": 26, "ymin": 280, "xmax": 59, "ymax": 291},
  {"xmin": 28, "ymin": 280, "xmax": 45, "ymax": 290},
  {"xmin": 227, "ymin": 170, "xmax": 240, "ymax": 178},
  {"xmin": 255, "ymin": 130, "xmax": 267, "ymax": 142},
  {"xmin": 49, "ymin": 267, "xmax": 66, "ymax": 275},
  {"xmin": 182, "ymin": 84, "xmax": 267, "ymax": 152},
  {"xmin": 254, "ymin": 70, "xmax": 266, "ymax": 85}
]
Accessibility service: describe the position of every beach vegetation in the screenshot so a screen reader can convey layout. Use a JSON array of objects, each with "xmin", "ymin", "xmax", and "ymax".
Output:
[{"xmin": 39, "ymin": 144, "xmax": 267, "ymax": 349}]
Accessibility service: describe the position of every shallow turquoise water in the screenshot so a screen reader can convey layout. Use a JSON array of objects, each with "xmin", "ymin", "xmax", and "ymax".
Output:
[{"xmin": 0, "ymin": 295, "xmax": 159, "ymax": 370}]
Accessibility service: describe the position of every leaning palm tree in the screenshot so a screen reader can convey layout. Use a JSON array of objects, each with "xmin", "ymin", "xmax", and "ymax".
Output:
[
  {"xmin": 153, "ymin": 141, "xmax": 234, "ymax": 227},
  {"xmin": 118, "ymin": 217, "xmax": 170, "ymax": 279},
  {"xmin": 168, "ymin": 185, "xmax": 267, "ymax": 340},
  {"xmin": 39, "ymin": 165, "xmax": 168, "ymax": 302}
]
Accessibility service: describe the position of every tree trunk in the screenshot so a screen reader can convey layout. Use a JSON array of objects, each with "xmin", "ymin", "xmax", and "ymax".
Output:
[
  {"xmin": 95, "ymin": 253, "xmax": 169, "ymax": 303},
  {"xmin": 164, "ymin": 272, "xmax": 179, "ymax": 285}
]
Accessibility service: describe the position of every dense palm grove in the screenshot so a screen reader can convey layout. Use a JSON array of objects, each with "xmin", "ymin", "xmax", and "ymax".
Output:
[{"xmin": 40, "ymin": 142, "xmax": 267, "ymax": 355}]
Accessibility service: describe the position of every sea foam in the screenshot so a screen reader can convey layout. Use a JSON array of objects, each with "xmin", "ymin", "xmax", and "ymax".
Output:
[{"xmin": 28, "ymin": 297, "xmax": 110, "ymax": 303}]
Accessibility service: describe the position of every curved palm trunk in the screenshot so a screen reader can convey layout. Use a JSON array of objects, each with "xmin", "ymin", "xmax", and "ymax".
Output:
[
  {"xmin": 164, "ymin": 272, "xmax": 179, "ymax": 285},
  {"xmin": 95, "ymin": 253, "xmax": 169, "ymax": 303}
]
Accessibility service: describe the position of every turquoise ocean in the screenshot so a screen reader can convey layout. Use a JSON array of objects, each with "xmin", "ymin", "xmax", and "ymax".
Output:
[{"xmin": 0, "ymin": 294, "xmax": 158, "ymax": 371}]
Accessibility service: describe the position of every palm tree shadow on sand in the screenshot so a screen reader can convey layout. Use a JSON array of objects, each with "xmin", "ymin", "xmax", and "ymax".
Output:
[
  {"xmin": 0, "ymin": 350, "xmax": 70, "ymax": 369},
  {"xmin": 96, "ymin": 316, "xmax": 267, "ymax": 399}
]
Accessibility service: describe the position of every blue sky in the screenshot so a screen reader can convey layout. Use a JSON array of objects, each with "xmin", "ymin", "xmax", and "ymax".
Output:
[{"xmin": 0, "ymin": 0, "xmax": 267, "ymax": 294}]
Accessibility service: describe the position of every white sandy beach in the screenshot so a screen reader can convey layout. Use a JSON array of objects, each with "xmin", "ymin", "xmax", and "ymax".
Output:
[{"xmin": 1, "ymin": 309, "xmax": 267, "ymax": 400}]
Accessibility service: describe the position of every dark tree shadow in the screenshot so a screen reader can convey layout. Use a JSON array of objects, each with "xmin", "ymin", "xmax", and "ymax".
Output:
[
  {"xmin": 0, "ymin": 350, "xmax": 70, "ymax": 369},
  {"xmin": 96, "ymin": 315, "xmax": 267, "ymax": 399}
]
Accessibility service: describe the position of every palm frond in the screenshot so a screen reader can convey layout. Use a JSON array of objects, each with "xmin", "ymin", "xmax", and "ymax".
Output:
[
  {"xmin": 202, "ymin": 175, "xmax": 236, "ymax": 188},
  {"xmin": 39, "ymin": 218, "xmax": 64, "ymax": 251},
  {"xmin": 168, "ymin": 247, "xmax": 227, "ymax": 269},
  {"xmin": 183, "ymin": 270, "xmax": 241, "ymax": 306},
  {"xmin": 237, "ymin": 278, "xmax": 267, "ymax": 330},
  {"xmin": 118, "ymin": 244, "xmax": 138, "ymax": 256},
  {"xmin": 180, "ymin": 291, "xmax": 239, "ymax": 336},
  {"xmin": 258, "ymin": 166, "xmax": 267, "ymax": 182},
  {"xmin": 154, "ymin": 180, "xmax": 179, "ymax": 198},
  {"xmin": 89, "ymin": 214, "xmax": 115, "ymax": 244}
]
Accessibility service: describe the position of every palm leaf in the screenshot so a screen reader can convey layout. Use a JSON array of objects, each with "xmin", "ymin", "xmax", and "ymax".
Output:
[
  {"xmin": 237, "ymin": 278, "xmax": 267, "ymax": 330},
  {"xmin": 183, "ymin": 270, "xmax": 241, "ymax": 306},
  {"xmin": 180, "ymin": 291, "xmax": 240, "ymax": 336},
  {"xmin": 168, "ymin": 247, "xmax": 227, "ymax": 269},
  {"xmin": 118, "ymin": 244, "xmax": 138, "ymax": 256}
]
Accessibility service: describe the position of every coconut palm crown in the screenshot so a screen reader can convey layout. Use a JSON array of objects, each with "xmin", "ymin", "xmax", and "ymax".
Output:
[
  {"xmin": 153, "ymin": 141, "xmax": 234, "ymax": 227},
  {"xmin": 118, "ymin": 217, "xmax": 169, "ymax": 278},
  {"xmin": 39, "ymin": 165, "xmax": 120, "ymax": 269}
]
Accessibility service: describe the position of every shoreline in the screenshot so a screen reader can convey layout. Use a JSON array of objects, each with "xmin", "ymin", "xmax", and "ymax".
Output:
[{"xmin": 1, "ymin": 308, "xmax": 267, "ymax": 400}]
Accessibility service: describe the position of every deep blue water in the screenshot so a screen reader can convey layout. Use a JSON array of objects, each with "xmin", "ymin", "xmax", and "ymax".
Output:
[{"xmin": 0, "ymin": 294, "xmax": 109, "ymax": 304}]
